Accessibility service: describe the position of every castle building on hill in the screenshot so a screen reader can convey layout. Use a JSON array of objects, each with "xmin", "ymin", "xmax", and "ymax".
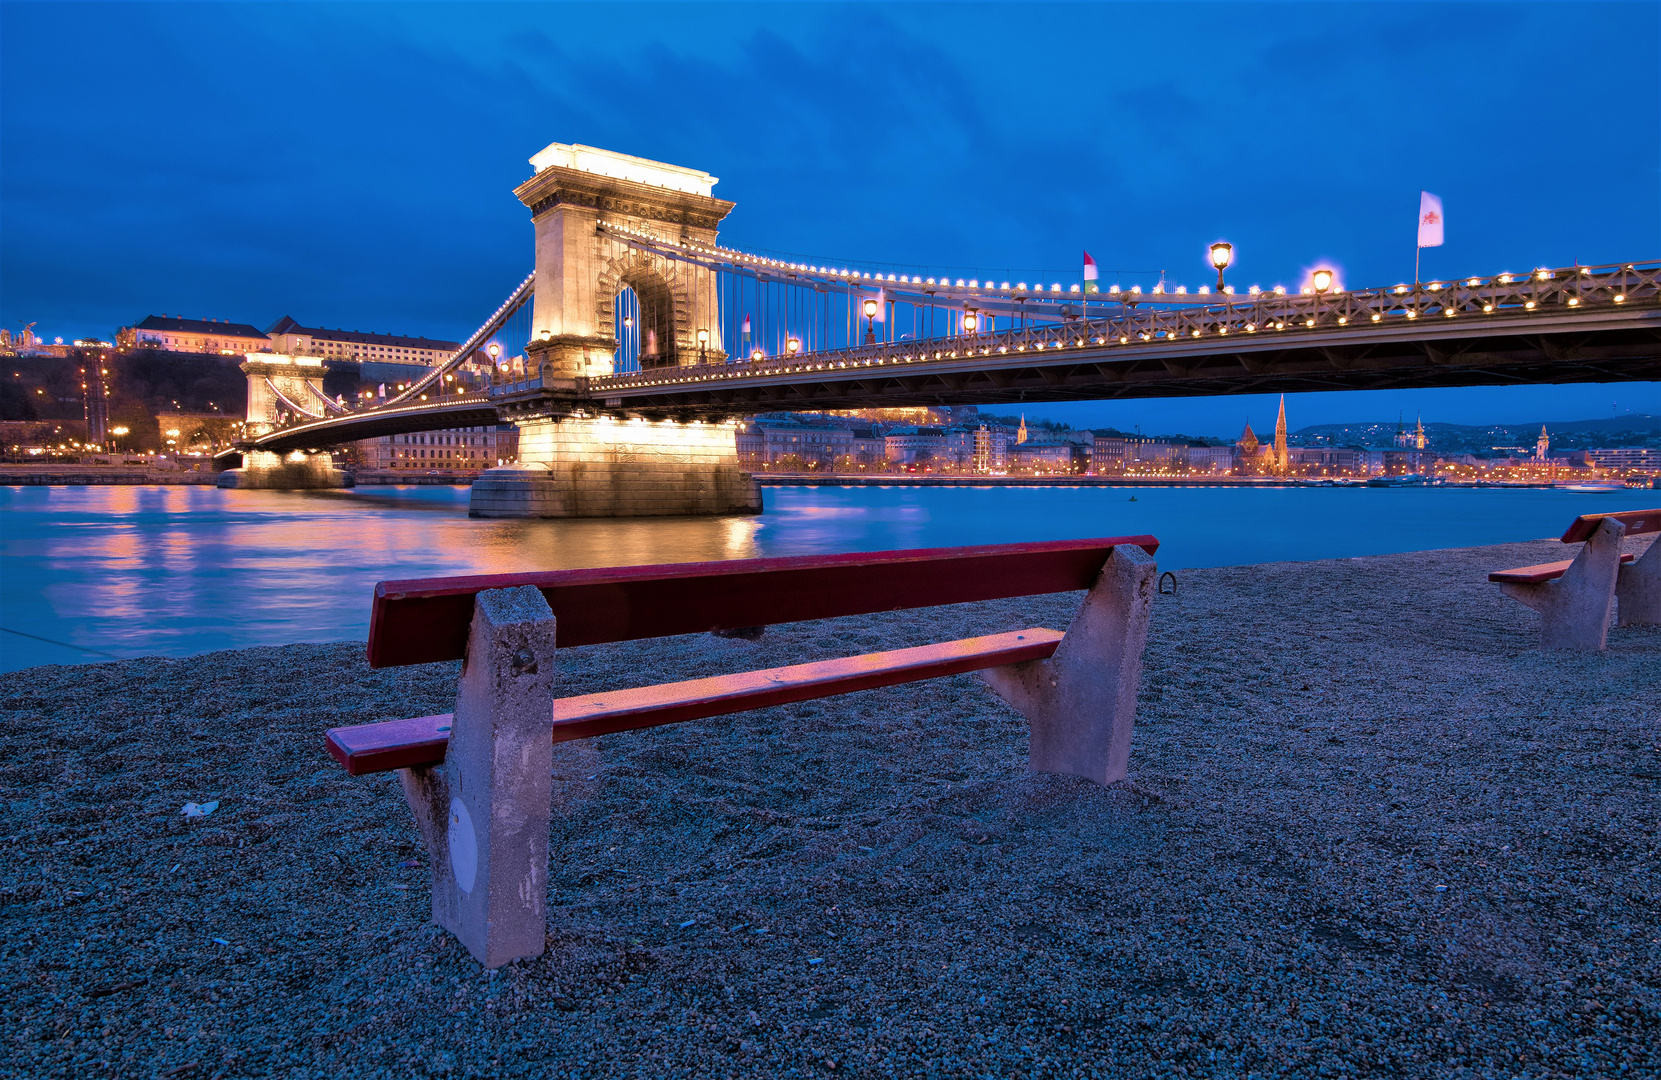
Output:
[
  {"xmin": 265, "ymin": 317, "xmax": 460, "ymax": 366},
  {"xmin": 118, "ymin": 315, "xmax": 271, "ymax": 355}
]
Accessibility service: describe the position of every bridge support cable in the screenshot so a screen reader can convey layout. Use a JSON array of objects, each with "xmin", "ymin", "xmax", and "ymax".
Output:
[
  {"xmin": 597, "ymin": 224, "xmax": 1113, "ymax": 366},
  {"xmin": 386, "ymin": 272, "xmax": 536, "ymax": 406},
  {"xmin": 581, "ymin": 258, "xmax": 1661, "ymax": 409},
  {"xmin": 263, "ymin": 377, "xmax": 327, "ymax": 421}
]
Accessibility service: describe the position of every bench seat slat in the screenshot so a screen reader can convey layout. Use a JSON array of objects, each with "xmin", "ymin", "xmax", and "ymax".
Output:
[
  {"xmin": 326, "ymin": 628, "xmax": 1064, "ymax": 776},
  {"xmin": 1489, "ymin": 552, "xmax": 1635, "ymax": 584},
  {"xmin": 1559, "ymin": 509, "xmax": 1661, "ymax": 544},
  {"xmin": 367, "ymin": 536, "xmax": 1155, "ymax": 668}
]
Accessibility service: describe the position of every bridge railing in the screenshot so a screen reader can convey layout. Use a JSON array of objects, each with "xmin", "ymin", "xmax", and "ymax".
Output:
[{"xmin": 592, "ymin": 260, "xmax": 1660, "ymax": 391}]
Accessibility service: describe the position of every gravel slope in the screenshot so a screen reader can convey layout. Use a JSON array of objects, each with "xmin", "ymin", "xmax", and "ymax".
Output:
[{"xmin": 2, "ymin": 538, "xmax": 1658, "ymax": 1079}]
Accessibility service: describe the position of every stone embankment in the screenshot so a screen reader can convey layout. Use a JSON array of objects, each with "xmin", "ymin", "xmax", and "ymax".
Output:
[
  {"xmin": 0, "ymin": 465, "xmax": 217, "ymax": 486},
  {"xmin": 2, "ymin": 539, "xmax": 1657, "ymax": 1077}
]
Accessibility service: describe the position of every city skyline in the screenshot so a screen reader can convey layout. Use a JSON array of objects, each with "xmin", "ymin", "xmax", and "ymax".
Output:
[{"xmin": 3, "ymin": 3, "xmax": 1657, "ymax": 434}]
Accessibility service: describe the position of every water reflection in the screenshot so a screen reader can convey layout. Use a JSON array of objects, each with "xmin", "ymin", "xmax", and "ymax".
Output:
[{"xmin": 2, "ymin": 482, "xmax": 1655, "ymax": 672}]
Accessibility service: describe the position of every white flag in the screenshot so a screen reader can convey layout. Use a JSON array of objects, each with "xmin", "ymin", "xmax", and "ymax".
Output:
[{"xmin": 1417, "ymin": 191, "xmax": 1444, "ymax": 248}]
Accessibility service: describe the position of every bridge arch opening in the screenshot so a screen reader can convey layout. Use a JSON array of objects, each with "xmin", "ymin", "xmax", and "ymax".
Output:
[
  {"xmin": 619, "ymin": 274, "xmax": 678, "ymax": 371},
  {"xmin": 600, "ymin": 253, "xmax": 682, "ymax": 372}
]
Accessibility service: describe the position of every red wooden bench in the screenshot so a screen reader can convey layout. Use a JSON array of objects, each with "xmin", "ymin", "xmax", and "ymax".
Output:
[
  {"xmin": 325, "ymin": 536, "xmax": 1160, "ymax": 967},
  {"xmin": 1489, "ymin": 508, "xmax": 1661, "ymax": 649}
]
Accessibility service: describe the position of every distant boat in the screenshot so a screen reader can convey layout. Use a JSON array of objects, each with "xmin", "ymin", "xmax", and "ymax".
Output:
[
  {"xmin": 1367, "ymin": 474, "xmax": 1435, "ymax": 488},
  {"xmin": 1559, "ymin": 483, "xmax": 1625, "ymax": 493}
]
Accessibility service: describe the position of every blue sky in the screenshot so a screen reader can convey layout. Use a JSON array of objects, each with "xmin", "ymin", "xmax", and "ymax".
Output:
[{"xmin": 3, "ymin": 2, "xmax": 1657, "ymax": 435}]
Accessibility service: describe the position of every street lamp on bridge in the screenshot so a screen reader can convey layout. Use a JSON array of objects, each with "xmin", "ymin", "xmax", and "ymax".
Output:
[
  {"xmin": 787, "ymin": 337, "xmax": 801, "ymax": 356},
  {"xmin": 1311, "ymin": 268, "xmax": 1334, "ymax": 294},
  {"xmin": 962, "ymin": 310, "xmax": 979, "ymax": 334},
  {"xmin": 863, "ymin": 297, "xmax": 879, "ymax": 344},
  {"xmin": 1210, "ymin": 242, "xmax": 1234, "ymax": 293}
]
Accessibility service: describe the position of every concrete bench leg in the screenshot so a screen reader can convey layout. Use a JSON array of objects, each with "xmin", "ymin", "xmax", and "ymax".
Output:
[
  {"xmin": 1498, "ymin": 517, "xmax": 1625, "ymax": 650},
  {"xmin": 1617, "ymin": 534, "xmax": 1661, "ymax": 626},
  {"xmin": 397, "ymin": 586, "xmax": 557, "ymax": 968},
  {"xmin": 980, "ymin": 543, "xmax": 1157, "ymax": 786}
]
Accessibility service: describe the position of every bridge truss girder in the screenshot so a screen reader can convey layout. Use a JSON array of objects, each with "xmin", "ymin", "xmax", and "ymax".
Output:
[{"xmin": 593, "ymin": 319, "xmax": 1661, "ymax": 417}]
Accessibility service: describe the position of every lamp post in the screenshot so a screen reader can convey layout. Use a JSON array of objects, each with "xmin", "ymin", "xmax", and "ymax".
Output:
[
  {"xmin": 863, "ymin": 298, "xmax": 878, "ymax": 344},
  {"xmin": 697, "ymin": 327, "xmax": 709, "ymax": 363},
  {"xmin": 787, "ymin": 337, "xmax": 801, "ymax": 357},
  {"xmin": 962, "ymin": 310, "xmax": 979, "ymax": 335},
  {"xmin": 487, "ymin": 343, "xmax": 500, "ymax": 389},
  {"xmin": 1209, "ymin": 242, "xmax": 1233, "ymax": 293}
]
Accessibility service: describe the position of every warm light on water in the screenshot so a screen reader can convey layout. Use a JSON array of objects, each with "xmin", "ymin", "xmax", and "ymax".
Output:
[{"xmin": 1, "ymin": 483, "xmax": 1656, "ymax": 672}]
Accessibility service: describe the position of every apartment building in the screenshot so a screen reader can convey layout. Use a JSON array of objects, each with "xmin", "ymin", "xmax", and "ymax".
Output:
[{"xmin": 358, "ymin": 425, "xmax": 519, "ymax": 470}]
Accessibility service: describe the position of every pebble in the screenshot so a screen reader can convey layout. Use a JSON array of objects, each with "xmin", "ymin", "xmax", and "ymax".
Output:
[{"xmin": 1, "ymin": 538, "xmax": 1657, "ymax": 1077}]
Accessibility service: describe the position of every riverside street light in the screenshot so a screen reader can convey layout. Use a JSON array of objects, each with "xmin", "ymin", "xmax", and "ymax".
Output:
[
  {"xmin": 863, "ymin": 297, "xmax": 879, "ymax": 344},
  {"xmin": 1210, "ymin": 242, "xmax": 1233, "ymax": 292}
]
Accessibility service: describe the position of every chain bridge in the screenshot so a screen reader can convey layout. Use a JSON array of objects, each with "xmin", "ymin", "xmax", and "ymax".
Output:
[{"xmin": 230, "ymin": 142, "xmax": 1661, "ymax": 515}]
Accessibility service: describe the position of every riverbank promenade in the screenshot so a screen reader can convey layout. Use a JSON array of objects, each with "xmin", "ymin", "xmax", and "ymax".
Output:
[{"xmin": 3, "ymin": 538, "xmax": 1657, "ymax": 1077}]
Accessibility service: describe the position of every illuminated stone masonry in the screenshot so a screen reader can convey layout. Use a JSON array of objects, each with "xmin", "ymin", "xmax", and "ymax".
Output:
[
  {"xmin": 216, "ymin": 449, "xmax": 351, "ymax": 490},
  {"xmin": 221, "ymin": 355, "xmax": 354, "ymax": 489},
  {"xmin": 469, "ymin": 415, "xmax": 759, "ymax": 518},
  {"xmin": 468, "ymin": 143, "xmax": 757, "ymax": 518},
  {"xmin": 512, "ymin": 143, "xmax": 735, "ymax": 387}
]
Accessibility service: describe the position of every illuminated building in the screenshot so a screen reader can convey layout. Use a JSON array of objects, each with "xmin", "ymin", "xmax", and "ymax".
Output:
[
  {"xmin": 118, "ymin": 315, "xmax": 270, "ymax": 355},
  {"xmin": 360, "ymin": 425, "xmax": 519, "ymax": 470},
  {"xmin": 1009, "ymin": 440, "xmax": 1075, "ymax": 474},
  {"xmin": 884, "ymin": 426, "xmax": 948, "ymax": 465},
  {"xmin": 1273, "ymin": 395, "xmax": 1289, "ymax": 474},
  {"xmin": 736, "ymin": 415, "xmax": 861, "ymax": 470},
  {"xmin": 265, "ymin": 317, "xmax": 460, "ymax": 366},
  {"xmin": 1585, "ymin": 447, "xmax": 1661, "ymax": 471}
]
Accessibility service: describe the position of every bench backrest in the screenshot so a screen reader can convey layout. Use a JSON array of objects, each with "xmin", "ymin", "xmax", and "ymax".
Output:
[
  {"xmin": 367, "ymin": 535, "xmax": 1159, "ymax": 668},
  {"xmin": 1560, "ymin": 508, "xmax": 1661, "ymax": 544}
]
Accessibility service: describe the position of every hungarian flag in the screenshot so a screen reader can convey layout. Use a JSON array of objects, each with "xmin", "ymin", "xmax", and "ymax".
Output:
[
  {"xmin": 741, "ymin": 313, "xmax": 751, "ymax": 337},
  {"xmin": 1083, "ymin": 251, "xmax": 1099, "ymax": 282},
  {"xmin": 1417, "ymin": 191, "xmax": 1444, "ymax": 248}
]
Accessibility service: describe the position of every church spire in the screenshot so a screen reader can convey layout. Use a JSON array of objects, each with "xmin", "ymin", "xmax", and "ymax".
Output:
[{"xmin": 1273, "ymin": 394, "xmax": 1289, "ymax": 474}]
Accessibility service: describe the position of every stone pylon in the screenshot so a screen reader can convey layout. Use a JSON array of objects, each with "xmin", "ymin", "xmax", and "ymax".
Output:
[
  {"xmin": 512, "ymin": 143, "xmax": 735, "ymax": 388},
  {"xmin": 472, "ymin": 143, "xmax": 760, "ymax": 518}
]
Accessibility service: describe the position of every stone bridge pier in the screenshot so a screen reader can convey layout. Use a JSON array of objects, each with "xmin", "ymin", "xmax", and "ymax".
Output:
[
  {"xmin": 470, "ymin": 143, "xmax": 759, "ymax": 518},
  {"xmin": 217, "ymin": 354, "xmax": 352, "ymax": 490}
]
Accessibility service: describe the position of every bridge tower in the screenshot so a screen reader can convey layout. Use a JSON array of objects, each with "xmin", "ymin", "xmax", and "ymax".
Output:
[
  {"xmin": 241, "ymin": 354, "xmax": 328, "ymax": 437},
  {"xmin": 471, "ymin": 143, "xmax": 759, "ymax": 519},
  {"xmin": 218, "ymin": 354, "xmax": 351, "ymax": 489},
  {"xmin": 514, "ymin": 143, "xmax": 734, "ymax": 384}
]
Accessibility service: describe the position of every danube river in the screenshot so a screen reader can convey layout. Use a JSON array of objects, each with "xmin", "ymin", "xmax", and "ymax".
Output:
[{"xmin": 2, "ymin": 482, "xmax": 1656, "ymax": 672}]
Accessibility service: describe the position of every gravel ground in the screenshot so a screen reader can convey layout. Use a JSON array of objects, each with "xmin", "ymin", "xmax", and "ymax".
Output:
[{"xmin": 2, "ymin": 538, "xmax": 1659, "ymax": 1079}]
